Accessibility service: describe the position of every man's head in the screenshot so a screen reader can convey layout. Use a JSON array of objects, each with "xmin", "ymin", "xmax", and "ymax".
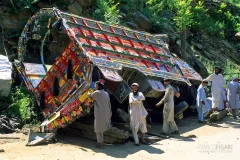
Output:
[
  {"xmin": 131, "ymin": 83, "xmax": 139, "ymax": 95},
  {"xmin": 95, "ymin": 81, "xmax": 104, "ymax": 90},
  {"xmin": 163, "ymin": 79, "xmax": 171, "ymax": 86},
  {"xmin": 232, "ymin": 76, "xmax": 238, "ymax": 82},
  {"xmin": 202, "ymin": 80, "xmax": 208, "ymax": 87},
  {"xmin": 215, "ymin": 67, "xmax": 221, "ymax": 74}
]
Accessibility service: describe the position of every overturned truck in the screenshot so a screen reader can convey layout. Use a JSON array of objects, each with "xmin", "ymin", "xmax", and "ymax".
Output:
[{"xmin": 15, "ymin": 8, "xmax": 202, "ymax": 134}]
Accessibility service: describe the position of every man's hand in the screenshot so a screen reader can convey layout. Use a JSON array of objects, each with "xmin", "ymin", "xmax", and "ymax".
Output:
[
  {"xmin": 201, "ymin": 101, "xmax": 205, "ymax": 105},
  {"xmin": 155, "ymin": 103, "xmax": 161, "ymax": 107},
  {"xmin": 212, "ymin": 107, "xmax": 217, "ymax": 111}
]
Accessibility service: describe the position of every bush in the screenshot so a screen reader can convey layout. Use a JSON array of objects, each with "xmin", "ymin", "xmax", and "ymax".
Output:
[
  {"xmin": 4, "ymin": 86, "xmax": 40, "ymax": 124},
  {"xmin": 93, "ymin": 0, "xmax": 121, "ymax": 25}
]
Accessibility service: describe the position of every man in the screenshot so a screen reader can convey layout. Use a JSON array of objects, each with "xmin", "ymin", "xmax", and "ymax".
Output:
[
  {"xmin": 196, "ymin": 81, "xmax": 211, "ymax": 123},
  {"xmin": 89, "ymin": 81, "xmax": 112, "ymax": 149},
  {"xmin": 129, "ymin": 83, "xmax": 149, "ymax": 146},
  {"xmin": 204, "ymin": 67, "xmax": 225, "ymax": 111},
  {"xmin": 227, "ymin": 77, "xmax": 240, "ymax": 120},
  {"xmin": 156, "ymin": 79, "xmax": 179, "ymax": 134}
]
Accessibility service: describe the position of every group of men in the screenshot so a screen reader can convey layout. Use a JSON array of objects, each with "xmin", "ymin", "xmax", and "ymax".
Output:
[
  {"xmin": 196, "ymin": 67, "xmax": 240, "ymax": 123},
  {"xmin": 89, "ymin": 78, "xmax": 179, "ymax": 148},
  {"xmin": 88, "ymin": 67, "xmax": 239, "ymax": 148}
]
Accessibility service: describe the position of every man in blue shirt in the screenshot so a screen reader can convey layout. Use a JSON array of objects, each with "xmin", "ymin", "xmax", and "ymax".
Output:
[{"xmin": 196, "ymin": 81, "xmax": 211, "ymax": 123}]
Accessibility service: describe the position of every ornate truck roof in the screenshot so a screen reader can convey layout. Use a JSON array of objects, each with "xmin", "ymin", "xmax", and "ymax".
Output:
[
  {"xmin": 54, "ymin": 8, "xmax": 193, "ymax": 85},
  {"xmin": 17, "ymin": 8, "xmax": 202, "ymax": 85}
]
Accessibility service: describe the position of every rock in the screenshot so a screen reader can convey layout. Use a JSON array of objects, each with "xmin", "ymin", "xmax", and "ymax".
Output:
[
  {"xmin": 1, "ymin": 16, "xmax": 24, "ymax": 30},
  {"xmin": 63, "ymin": 127, "xmax": 125, "ymax": 144},
  {"xmin": 126, "ymin": 22, "xmax": 139, "ymax": 30},
  {"xmin": 202, "ymin": 50, "xmax": 213, "ymax": 59},
  {"xmin": 36, "ymin": 1, "xmax": 54, "ymax": 8},
  {"xmin": 189, "ymin": 56, "xmax": 209, "ymax": 78},
  {"xmin": 7, "ymin": 41, "xmax": 17, "ymax": 46},
  {"xmin": 156, "ymin": 23, "xmax": 179, "ymax": 41},
  {"xmin": 208, "ymin": 48, "xmax": 220, "ymax": 56},
  {"xmin": 221, "ymin": 40, "xmax": 233, "ymax": 49},
  {"xmin": 120, "ymin": 13, "xmax": 127, "ymax": 19},
  {"xmin": 76, "ymin": 0, "xmax": 93, "ymax": 7},
  {"xmin": 67, "ymin": 122, "xmax": 130, "ymax": 144},
  {"xmin": 70, "ymin": 123, "xmax": 129, "ymax": 139},
  {"xmin": 209, "ymin": 110, "xmax": 227, "ymax": 122},
  {"xmin": 133, "ymin": 12, "xmax": 152, "ymax": 31},
  {"xmin": 0, "ymin": 115, "xmax": 22, "ymax": 134},
  {"xmin": 18, "ymin": 9, "xmax": 31, "ymax": 20},
  {"xmin": 186, "ymin": 134, "xmax": 197, "ymax": 138},
  {"xmin": 191, "ymin": 41, "xmax": 203, "ymax": 50},
  {"xmin": 235, "ymin": 32, "xmax": 240, "ymax": 41},
  {"xmin": 176, "ymin": 40, "xmax": 181, "ymax": 47},
  {"xmin": 115, "ymin": 108, "xmax": 130, "ymax": 123},
  {"xmin": 68, "ymin": 1, "xmax": 82, "ymax": 16}
]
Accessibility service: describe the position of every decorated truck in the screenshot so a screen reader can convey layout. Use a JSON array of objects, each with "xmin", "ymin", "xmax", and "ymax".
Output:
[{"xmin": 15, "ymin": 8, "xmax": 202, "ymax": 133}]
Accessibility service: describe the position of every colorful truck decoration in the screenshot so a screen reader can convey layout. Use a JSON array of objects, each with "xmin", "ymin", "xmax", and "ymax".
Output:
[{"xmin": 15, "ymin": 8, "xmax": 202, "ymax": 132}]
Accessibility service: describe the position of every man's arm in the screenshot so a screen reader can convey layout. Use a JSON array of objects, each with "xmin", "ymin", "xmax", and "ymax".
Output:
[
  {"xmin": 199, "ymin": 88, "xmax": 205, "ymax": 105},
  {"xmin": 89, "ymin": 91, "xmax": 97, "ymax": 100},
  {"xmin": 136, "ymin": 92, "xmax": 145, "ymax": 101},
  {"xmin": 204, "ymin": 74, "xmax": 213, "ymax": 82},
  {"xmin": 237, "ymin": 83, "xmax": 240, "ymax": 94},
  {"xmin": 129, "ymin": 93, "xmax": 140, "ymax": 104},
  {"xmin": 129, "ymin": 92, "xmax": 145, "ymax": 104},
  {"xmin": 220, "ymin": 74, "xmax": 226, "ymax": 87},
  {"xmin": 156, "ymin": 87, "xmax": 172, "ymax": 107}
]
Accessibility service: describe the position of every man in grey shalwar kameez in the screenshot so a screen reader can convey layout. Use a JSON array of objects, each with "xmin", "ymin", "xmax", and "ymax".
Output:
[
  {"xmin": 227, "ymin": 77, "xmax": 240, "ymax": 119},
  {"xmin": 90, "ymin": 81, "xmax": 112, "ymax": 148},
  {"xmin": 156, "ymin": 79, "xmax": 179, "ymax": 134}
]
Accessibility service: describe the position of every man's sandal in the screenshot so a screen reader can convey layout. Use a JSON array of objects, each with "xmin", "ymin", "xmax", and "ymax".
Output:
[{"xmin": 96, "ymin": 144, "xmax": 104, "ymax": 149}]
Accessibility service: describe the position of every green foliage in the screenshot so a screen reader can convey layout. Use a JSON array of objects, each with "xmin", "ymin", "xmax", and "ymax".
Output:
[
  {"xmin": 147, "ymin": 0, "xmax": 240, "ymax": 38},
  {"xmin": 173, "ymin": 0, "xmax": 193, "ymax": 31},
  {"xmin": 223, "ymin": 60, "xmax": 240, "ymax": 81},
  {"xmin": 223, "ymin": 0, "xmax": 240, "ymax": 6},
  {"xmin": 93, "ymin": 0, "xmax": 121, "ymax": 25},
  {"xmin": 201, "ymin": 2, "xmax": 240, "ymax": 37},
  {"xmin": 4, "ymin": 86, "xmax": 40, "ymax": 124},
  {"xmin": 147, "ymin": 0, "xmax": 193, "ymax": 31},
  {"xmin": 147, "ymin": 0, "xmax": 175, "ymax": 12},
  {"xmin": 191, "ymin": 1, "xmax": 207, "ymax": 29},
  {"xmin": 197, "ymin": 55, "xmax": 240, "ymax": 82}
]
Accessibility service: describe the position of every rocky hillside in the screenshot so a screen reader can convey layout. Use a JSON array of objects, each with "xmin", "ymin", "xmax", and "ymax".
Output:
[{"xmin": 0, "ymin": 0, "xmax": 240, "ymax": 77}]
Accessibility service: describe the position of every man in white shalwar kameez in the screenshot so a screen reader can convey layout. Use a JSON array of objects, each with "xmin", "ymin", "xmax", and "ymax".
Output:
[
  {"xmin": 227, "ymin": 77, "xmax": 240, "ymax": 119},
  {"xmin": 129, "ymin": 83, "xmax": 150, "ymax": 146},
  {"xmin": 196, "ymin": 81, "xmax": 211, "ymax": 123},
  {"xmin": 204, "ymin": 67, "xmax": 226, "ymax": 111},
  {"xmin": 90, "ymin": 81, "xmax": 112, "ymax": 149},
  {"xmin": 156, "ymin": 79, "xmax": 179, "ymax": 134}
]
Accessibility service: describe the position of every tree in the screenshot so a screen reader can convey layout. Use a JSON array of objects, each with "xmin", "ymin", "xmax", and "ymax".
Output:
[
  {"xmin": 147, "ymin": 0, "xmax": 175, "ymax": 12},
  {"xmin": 174, "ymin": 0, "xmax": 193, "ymax": 59},
  {"xmin": 147, "ymin": 0, "xmax": 193, "ymax": 59}
]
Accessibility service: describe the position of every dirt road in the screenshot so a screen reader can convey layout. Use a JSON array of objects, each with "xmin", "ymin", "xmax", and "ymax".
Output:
[{"xmin": 1, "ymin": 116, "xmax": 240, "ymax": 160}]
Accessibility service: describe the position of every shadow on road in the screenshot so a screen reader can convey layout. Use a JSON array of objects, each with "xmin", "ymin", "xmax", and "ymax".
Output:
[{"xmin": 57, "ymin": 132, "xmax": 164, "ymax": 158}]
